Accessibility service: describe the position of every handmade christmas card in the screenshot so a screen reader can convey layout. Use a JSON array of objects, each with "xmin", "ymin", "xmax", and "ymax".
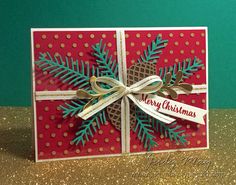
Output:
[{"xmin": 31, "ymin": 27, "xmax": 208, "ymax": 162}]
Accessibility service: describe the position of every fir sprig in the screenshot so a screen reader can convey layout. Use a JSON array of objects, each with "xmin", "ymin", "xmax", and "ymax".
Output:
[
  {"xmin": 159, "ymin": 57, "xmax": 203, "ymax": 84},
  {"xmin": 134, "ymin": 108, "xmax": 158, "ymax": 150},
  {"xmin": 35, "ymin": 52, "xmax": 99, "ymax": 89},
  {"xmin": 138, "ymin": 36, "xmax": 168, "ymax": 64},
  {"xmin": 72, "ymin": 110, "xmax": 107, "ymax": 146},
  {"xmin": 151, "ymin": 119, "xmax": 187, "ymax": 145},
  {"xmin": 60, "ymin": 99, "xmax": 87, "ymax": 118},
  {"xmin": 92, "ymin": 40, "xmax": 118, "ymax": 79}
]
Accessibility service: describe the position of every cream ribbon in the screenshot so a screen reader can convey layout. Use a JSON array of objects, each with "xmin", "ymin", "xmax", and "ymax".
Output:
[{"xmin": 77, "ymin": 75, "xmax": 176, "ymax": 124}]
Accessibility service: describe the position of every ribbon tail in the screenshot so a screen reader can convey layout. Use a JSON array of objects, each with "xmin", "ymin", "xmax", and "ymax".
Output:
[{"xmin": 127, "ymin": 94, "xmax": 176, "ymax": 124}]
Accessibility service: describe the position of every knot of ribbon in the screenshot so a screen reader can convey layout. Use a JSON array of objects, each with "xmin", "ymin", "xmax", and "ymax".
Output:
[{"xmin": 76, "ymin": 75, "xmax": 175, "ymax": 124}]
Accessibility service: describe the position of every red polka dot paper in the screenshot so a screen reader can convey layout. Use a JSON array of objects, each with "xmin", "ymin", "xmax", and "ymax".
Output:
[{"xmin": 32, "ymin": 28, "xmax": 208, "ymax": 161}]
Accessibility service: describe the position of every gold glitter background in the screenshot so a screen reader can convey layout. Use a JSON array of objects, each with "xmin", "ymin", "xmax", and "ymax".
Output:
[{"xmin": 0, "ymin": 107, "xmax": 235, "ymax": 185}]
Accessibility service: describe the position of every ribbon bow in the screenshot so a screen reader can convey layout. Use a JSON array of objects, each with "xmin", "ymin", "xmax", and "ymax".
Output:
[{"xmin": 76, "ymin": 75, "xmax": 176, "ymax": 124}]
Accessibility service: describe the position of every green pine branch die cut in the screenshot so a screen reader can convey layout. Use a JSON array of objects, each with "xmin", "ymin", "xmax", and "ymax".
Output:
[
  {"xmin": 92, "ymin": 39, "xmax": 118, "ymax": 79},
  {"xmin": 35, "ymin": 52, "xmax": 99, "ymax": 90},
  {"xmin": 159, "ymin": 57, "xmax": 204, "ymax": 85},
  {"xmin": 133, "ymin": 108, "xmax": 158, "ymax": 151},
  {"xmin": 151, "ymin": 118, "xmax": 187, "ymax": 146},
  {"xmin": 138, "ymin": 36, "xmax": 168, "ymax": 64},
  {"xmin": 72, "ymin": 110, "xmax": 107, "ymax": 146}
]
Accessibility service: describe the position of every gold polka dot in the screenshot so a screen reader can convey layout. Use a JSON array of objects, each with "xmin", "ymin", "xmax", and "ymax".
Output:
[
  {"xmin": 90, "ymin": 34, "xmax": 95, "ymax": 39},
  {"xmin": 125, "ymin": 33, "xmax": 129, "ymax": 38},
  {"xmin": 102, "ymin": 34, "xmax": 106, "ymax": 38},
  {"xmin": 60, "ymin": 43, "xmax": 65, "ymax": 48},
  {"xmin": 196, "ymin": 41, "xmax": 200, "ymax": 45},
  {"xmin": 187, "ymin": 141, "xmax": 191, "ymax": 145},
  {"xmin": 202, "ymin": 132, "xmax": 206, "ymax": 136},
  {"xmin": 113, "ymin": 34, "xmax": 116, "ymax": 38},
  {"xmin": 104, "ymin": 121, "xmax": 109, "ymax": 126},
  {"xmin": 192, "ymin": 99, "xmax": 196, "ymax": 104},
  {"xmin": 201, "ymin": 33, "xmax": 205, "ymax": 37},
  {"xmin": 72, "ymin": 43, "xmax": 77, "ymax": 48},
  {"xmin": 180, "ymin": 33, "xmax": 184, "ymax": 37},
  {"xmin": 66, "ymin": 34, "xmax": 71, "ymax": 39},
  {"xmin": 192, "ymin": 132, "xmax": 196, "ymax": 137},
  {"xmin": 196, "ymin": 74, "xmax": 200, "ymax": 79},
  {"xmin": 130, "ymin": 42, "xmax": 135, "ymax": 47},
  {"xmin": 78, "ymin": 34, "xmax": 83, "ymax": 39},
  {"xmin": 41, "ymin": 34, "xmax": 47, "ymax": 39},
  {"xmin": 175, "ymin": 58, "xmax": 179, "ymax": 63},
  {"xmin": 63, "ymin": 132, "xmax": 68, "ymax": 137},
  {"xmin": 45, "ymin": 124, "xmax": 50, "ymax": 129},
  {"xmin": 141, "ymin": 42, "xmax": 146, "ymax": 46},
  {"xmin": 202, "ymin": 66, "xmax": 205, "ymax": 70},
  {"xmin": 48, "ymin": 43, "xmax": 53, "ymax": 48},
  {"xmin": 131, "ymin": 59, "xmax": 135, "ymax": 64},
  {"xmin": 133, "ymin": 145, "xmax": 137, "ymax": 149},
  {"xmin": 136, "ymin": 33, "xmax": 140, "ymax": 38},
  {"xmin": 110, "ymin": 129, "xmax": 114, "ymax": 134},
  {"xmin": 169, "ymin": 50, "xmax": 174, "ymax": 54},
  {"xmin": 187, "ymin": 125, "xmax": 190, "ymax": 129},
  {"xmin": 93, "ymin": 139, "xmax": 98, "ymax": 144},
  {"xmin": 56, "ymin": 106, "xmax": 61, "ymax": 111},
  {"xmin": 92, "ymin": 122, "xmax": 97, "ymax": 127},
  {"xmin": 52, "ymin": 151, "xmax": 56, "ymax": 155},
  {"xmin": 197, "ymin": 124, "xmax": 201, "ymax": 128},
  {"xmin": 116, "ymin": 137, "xmax": 120, "ymax": 142},
  {"xmin": 44, "ymin": 106, "xmax": 49, "ymax": 112},
  {"xmin": 67, "ymin": 52, "xmax": 71, "ymax": 57},
  {"xmin": 38, "ymin": 116, "xmax": 43, "ymax": 121},
  {"xmin": 114, "ymin": 51, "xmax": 117, "ymax": 56},
  {"xmin": 87, "ymin": 148, "xmax": 92, "ymax": 153},
  {"xmin": 160, "ymin": 134, "xmax": 164, "ymax": 139},
  {"xmin": 147, "ymin": 33, "xmax": 152, "ymax": 38},
  {"xmin": 54, "ymin": 34, "xmax": 59, "ymax": 39},
  {"xmin": 39, "ymin": 152, "xmax": 44, "ymax": 156},
  {"xmin": 99, "ymin": 147, "xmax": 104, "ymax": 152},
  {"xmin": 169, "ymin": 33, "xmax": 173, "ymax": 37},
  {"xmin": 107, "ymin": 42, "xmax": 112, "ymax": 47},
  {"xmin": 158, "ymin": 33, "xmax": 162, "ymax": 37},
  {"xmin": 191, "ymin": 49, "xmax": 195, "ymax": 54},
  {"xmin": 54, "ymin": 52, "xmax": 60, "ymax": 57},
  {"xmin": 50, "ymin": 115, "xmax": 55, "ymax": 120},
  {"xmin": 190, "ymin": 33, "xmax": 195, "ymax": 37},
  {"xmin": 164, "ymin": 59, "xmax": 168, "ymax": 63},
  {"xmin": 45, "ymin": 142, "xmax": 50, "ymax": 147},
  {"xmin": 39, "ymin": 133, "xmax": 43, "ymax": 138},
  {"xmin": 35, "ymin": 44, "xmax": 40, "ymax": 48},
  {"xmin": 37, "ymin": 80, "xmax": 42, "ymax": 85},
  {"xmin": 174, "ymin": 41, "xmax": 179, "ymax": 46},
  {"xmin": 69, "ymin": 123, "xmax": 74, "ymax": 128},
  {"xmin": 185, "ymin": 41, "xmax": 189, "ymax": 46},
  {"xmin": 165, "ymin": 143, "xmax": 170, "ymax": 147},
  {"xmin": 64, "ymin": 150, "xmax": 69, "ymax": 155},
  {"xmin": 70, "ymin": 141, "xmax": 74, "ymax": 145},
  {"xmin": 180, "ymin": 50, "xmax": 184, "ymax": 54},
  {"xmin": 43, "ymin": 71, "xmax": 48, "ymax": 75},
  {"xmin": 98, "ymin": 130, "xmax": 103, "ymax": 135},
  {"xmin": 126, "ymin": 51, "xmax": 129, "ymax": 55},
  {"xmin": 201, "ymin": 49, "xmax": 205, "ymax": 54},
  {"xmin": 49, "ymin": 79, "xmax": 54, "ymax": 85},
  {"xmin": 202, "ymin": 99, "xmax": 206, "ymax": 103},
  {"xmin": 84, "ymin": 43, "xmax": 89, "ymax": 48},
  {"xmin": 76, "ymin": 149, "xmax": 80, "ymax": 154},
  {"xmin": 110, "ymin": 146, "xmax": 115, "ymax": 151},
  {"xmin": 197, "ymin": 140, "xmax": 201, "ymax": 145},
  {"xmin": 79, "ymin": 52, "xmax": 84, "ymax": 57},
  {"xmin": 104, "ymin": 138, "xmax": 109, "ymax": 143},
  {"xmin": 57, "ymin": 141, "xmax": 63, "ymax": 146},
  {"xmin": 51, "ymin": 133, "xmax": 56, "ymax": 138},
  {"xmin": 136, "ymin": 50, "xmax": 141, "ymax": 55}
]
